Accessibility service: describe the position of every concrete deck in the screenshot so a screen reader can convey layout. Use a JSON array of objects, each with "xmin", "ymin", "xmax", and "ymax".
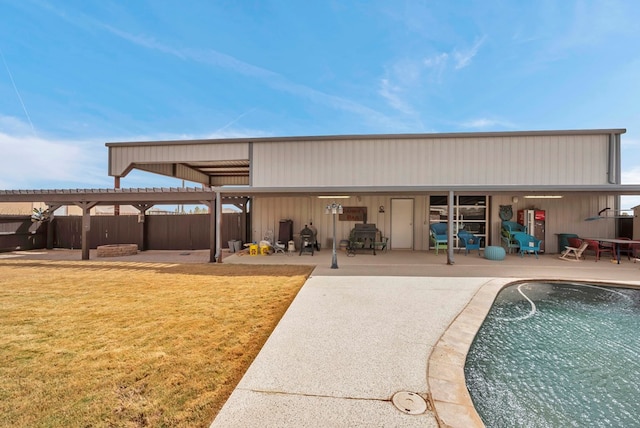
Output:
[{"xmin": 4, "ymin": 248, "xmax": 639, "ymax": 427}]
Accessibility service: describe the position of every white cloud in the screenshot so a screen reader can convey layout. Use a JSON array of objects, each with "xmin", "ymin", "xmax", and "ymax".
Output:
[
  {"xmin": 459, "ymin": 117, "xmax": 516, "ymax": 129},
  {"xmin": 33, "ymin": 4, "xmax": 399, "ymax": 130},
  {"xmin": 380, "ymin": 36, "xmax": 486, "ymax": 113},
  {"xmin": 423, "ymin": 52, "xmax": 449, "ymax": 82},
  {"xmin": 0, "ymin": 130, "xmax": 108, "ymax": 189},
  {"xmin": 453, "ymin": 36, "xmax": 487, "ymax": 70},
  {"xmin": 0, "ymin": 115, "xmax": 278, "ymax": 190},
  {"xmin": 97, "ymin": 24, "xmax": 398, "ymax": 128},
  {"xmin": 378, "ymin": 78, "xmax": 413, "ymax": 115}
]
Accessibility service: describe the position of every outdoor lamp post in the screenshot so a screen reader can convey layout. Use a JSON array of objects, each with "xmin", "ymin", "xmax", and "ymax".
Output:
[{"xmin": 325, "ymin": 202, "xmax": 343, "ymax": 269}]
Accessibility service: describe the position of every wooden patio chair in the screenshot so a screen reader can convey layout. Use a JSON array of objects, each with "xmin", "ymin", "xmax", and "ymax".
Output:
[{"xmin": 559, "ymin": 240, "xmax": 589, "ymax": 261}]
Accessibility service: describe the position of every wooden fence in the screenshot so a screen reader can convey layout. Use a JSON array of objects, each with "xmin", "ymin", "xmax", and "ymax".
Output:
[
  {"xmin": 0, "ymin": 215, "xmax": 47, "ymax": 251},
  {"xmin": 51, "ymin": 213, "xmax": 246, "ymax": 250},
  {"xmin": 1, "ymin": 213, "xmax": 246, "ymax": 252}
]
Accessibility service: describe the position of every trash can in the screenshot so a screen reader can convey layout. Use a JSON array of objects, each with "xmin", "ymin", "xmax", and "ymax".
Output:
[
  {"xmin": 228, "ymin": 239, "xmax": 242, "ymax": 253},
  {"xmin": 557, "ymin": 233, "xmax": 579, "ymax": 254}
]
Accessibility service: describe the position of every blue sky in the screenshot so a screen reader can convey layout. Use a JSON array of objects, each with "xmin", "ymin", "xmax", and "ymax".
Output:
[{"xmin": 1, "ymin": 1, "xmax": 640, "ymax": 207}]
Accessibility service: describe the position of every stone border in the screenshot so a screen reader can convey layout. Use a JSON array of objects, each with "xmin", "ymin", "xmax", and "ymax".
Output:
[
  {"xmin": 97, "ymin": 244, "xmax": 138, "ymax": 257},
  {"xmin": 427, "ymin": 278, "xmax": 514, "ymax": 428},
  {"xmin": 427, "ymin": 278, "xmax": 640, "ymax": 427}
]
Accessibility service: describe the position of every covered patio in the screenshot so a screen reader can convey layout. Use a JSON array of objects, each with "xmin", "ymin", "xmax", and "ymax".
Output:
[{"xmin": 4, "ymin": 245, "xmax": 639, "ymax": 282}]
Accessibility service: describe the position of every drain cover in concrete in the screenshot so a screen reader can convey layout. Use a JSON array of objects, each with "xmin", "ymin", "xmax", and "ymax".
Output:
[{"xmin": 391, "ymin": 391, "xmax": 427, "ymax": 415}]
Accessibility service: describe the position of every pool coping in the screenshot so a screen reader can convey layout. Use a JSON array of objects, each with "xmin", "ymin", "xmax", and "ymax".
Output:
[{"xmin": 427, "ymin": 278, "xmax": 640, "ymax": 428}]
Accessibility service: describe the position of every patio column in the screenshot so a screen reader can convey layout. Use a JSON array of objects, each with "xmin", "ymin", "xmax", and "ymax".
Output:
[
  {"xmin": 44, "ymin": 204, "xmax": 62, "ymax": 249},
  {"xmin": 214, "ymin": 190, "xmax": 221, "ymax": 263},
  {"xmin": 76, "ymin": 201, "xmax": 98, "ymax": 260},
  {"xmin": 447, "ymin": 190, "xmax": 455, "ymax": 265}
]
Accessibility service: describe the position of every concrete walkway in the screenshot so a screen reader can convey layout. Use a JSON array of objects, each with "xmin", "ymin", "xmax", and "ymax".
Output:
[
  {"xmin": 5, "ymin": 248, "xmax": 640, "ymax": 427},
  {"xmin": 211, "ymin": 275, "xmax": 489, "ymax": 427},
  {"xmin": 209, "ymin": 249, "xmax": 640, "ymax": 427}
]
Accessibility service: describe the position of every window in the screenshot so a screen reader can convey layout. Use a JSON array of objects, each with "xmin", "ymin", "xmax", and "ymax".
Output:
[{"xmin": 429, "ymin": 195, "xmax": 488, "ymax": 249}]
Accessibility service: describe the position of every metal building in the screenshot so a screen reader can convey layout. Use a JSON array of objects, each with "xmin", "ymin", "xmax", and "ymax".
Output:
[{"xmin": 105, "ymin": 128, "xmax": 640, "ymax": 259}]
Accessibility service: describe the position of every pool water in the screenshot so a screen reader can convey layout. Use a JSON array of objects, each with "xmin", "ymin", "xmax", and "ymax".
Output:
[{"xmin": 465, "ymin": 282, "xmax": 640, "ymax": 428}]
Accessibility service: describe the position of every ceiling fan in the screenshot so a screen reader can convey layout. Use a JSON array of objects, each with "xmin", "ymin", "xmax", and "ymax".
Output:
[{"xmin": 584, "ymin": 207, "xmax": 634, "ymax": 221}]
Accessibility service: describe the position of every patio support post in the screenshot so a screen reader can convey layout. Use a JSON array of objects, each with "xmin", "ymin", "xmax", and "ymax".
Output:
[
  {"xmin": 214, "ymin": 190, "xmax": 221, "ymax": 263},
  {"xmin": 325, "ymin": 201, "xmax": 343, "ymax": 269},
  {"xmin": 133, "ymin": 204, "xmax": 153, "ymax": 251},
  {"xmin": 447, "ymin": 190, "xmax": 455, "ymax": 265},
  {"xmin": 76, "ymin": 201, "xmax": 98, "ymax": 260},
  {"xmin": 45, "ymin": 204, "xmax": 61, "ymax": 249}
]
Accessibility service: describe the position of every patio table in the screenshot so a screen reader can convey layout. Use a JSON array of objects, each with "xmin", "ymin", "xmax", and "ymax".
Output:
[{"xmin": 580, "ymin": 237, "xmax": 640, "ymax": 264}]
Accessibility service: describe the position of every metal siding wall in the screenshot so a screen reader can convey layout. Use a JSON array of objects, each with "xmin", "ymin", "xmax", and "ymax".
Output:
[
  {"xmin": 251, "ymin": 197, "xmax": 311, "ymax": 244},
  {"xmin": 490, "ymin": 194, "xmax": 616, "ymax": 253},
  {"xmin": 252, "ymin": 135, "xmax": 610, "ymax": 187},
  {"xmin": 250, "ymin": 195, "xmax": 429, "ymax": 251},
  {"xmin": 109, "ymin": 143, "xmax": 249, "ymax": 176}
]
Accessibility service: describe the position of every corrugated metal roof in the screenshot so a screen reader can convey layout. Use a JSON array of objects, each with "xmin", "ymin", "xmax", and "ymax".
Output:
[{"xmin": 105, "ymin": 128, "xmax": 627, "ymax": 147}]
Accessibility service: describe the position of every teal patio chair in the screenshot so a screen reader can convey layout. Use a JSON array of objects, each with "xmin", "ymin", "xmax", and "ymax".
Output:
[
  {"xmin": 430, "ymin": 223, "xmax": 448, "ymax": 255},
  {"xmin": 511, "ymin": 232, "xmax": 542, "ymax": 258},
  {"xmin": 457, "ymin": 230, "xmax": 483, "ymax": 256},
  {"xmin": 501, "ymin": 221, "xmax": 526, "ymax": 254}
]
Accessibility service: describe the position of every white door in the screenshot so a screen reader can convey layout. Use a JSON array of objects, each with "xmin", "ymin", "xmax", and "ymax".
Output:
[{"xmin": 391, "ymin": 198, "xmax": 413, "ymax": 249}]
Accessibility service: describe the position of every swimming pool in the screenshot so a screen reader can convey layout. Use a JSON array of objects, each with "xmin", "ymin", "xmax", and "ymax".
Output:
[{"xmin": 465, "ymin": 282, "xmax": 640, "ymax": 428}]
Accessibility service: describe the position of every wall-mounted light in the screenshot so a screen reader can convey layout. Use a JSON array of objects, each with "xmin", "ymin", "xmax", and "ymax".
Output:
[{"xmin": 511, "ymin": 196, "xmax": 519, "ymax": 204}]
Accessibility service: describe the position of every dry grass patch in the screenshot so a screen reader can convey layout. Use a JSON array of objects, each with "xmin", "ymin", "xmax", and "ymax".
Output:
[{"xmin": 0, "ymin": 260, "xmax": 313, "ymax": 427}]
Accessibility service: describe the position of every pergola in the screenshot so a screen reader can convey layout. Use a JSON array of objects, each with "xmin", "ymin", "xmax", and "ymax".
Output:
[{"xmin": 0, "ymin": 187, "xmax": 248, "ymax": 262}]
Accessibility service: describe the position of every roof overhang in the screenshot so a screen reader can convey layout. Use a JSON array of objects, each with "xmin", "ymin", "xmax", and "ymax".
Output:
[
  {"xmin": 216, "ymin": 184, "xmax": 640, "ymax": 197},
  {"xmin": 2, "ymin": 184, "xmax": 640, "ymax": 206}
]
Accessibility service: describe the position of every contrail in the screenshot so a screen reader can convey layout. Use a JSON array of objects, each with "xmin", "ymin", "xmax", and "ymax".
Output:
[
  {"xmin": 0, "ymin": 47, "xmax": 37, "ymax": 136},
  {"xmin": 214, "ymin": 108, "xmax": 255, "ymax": 133}
]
